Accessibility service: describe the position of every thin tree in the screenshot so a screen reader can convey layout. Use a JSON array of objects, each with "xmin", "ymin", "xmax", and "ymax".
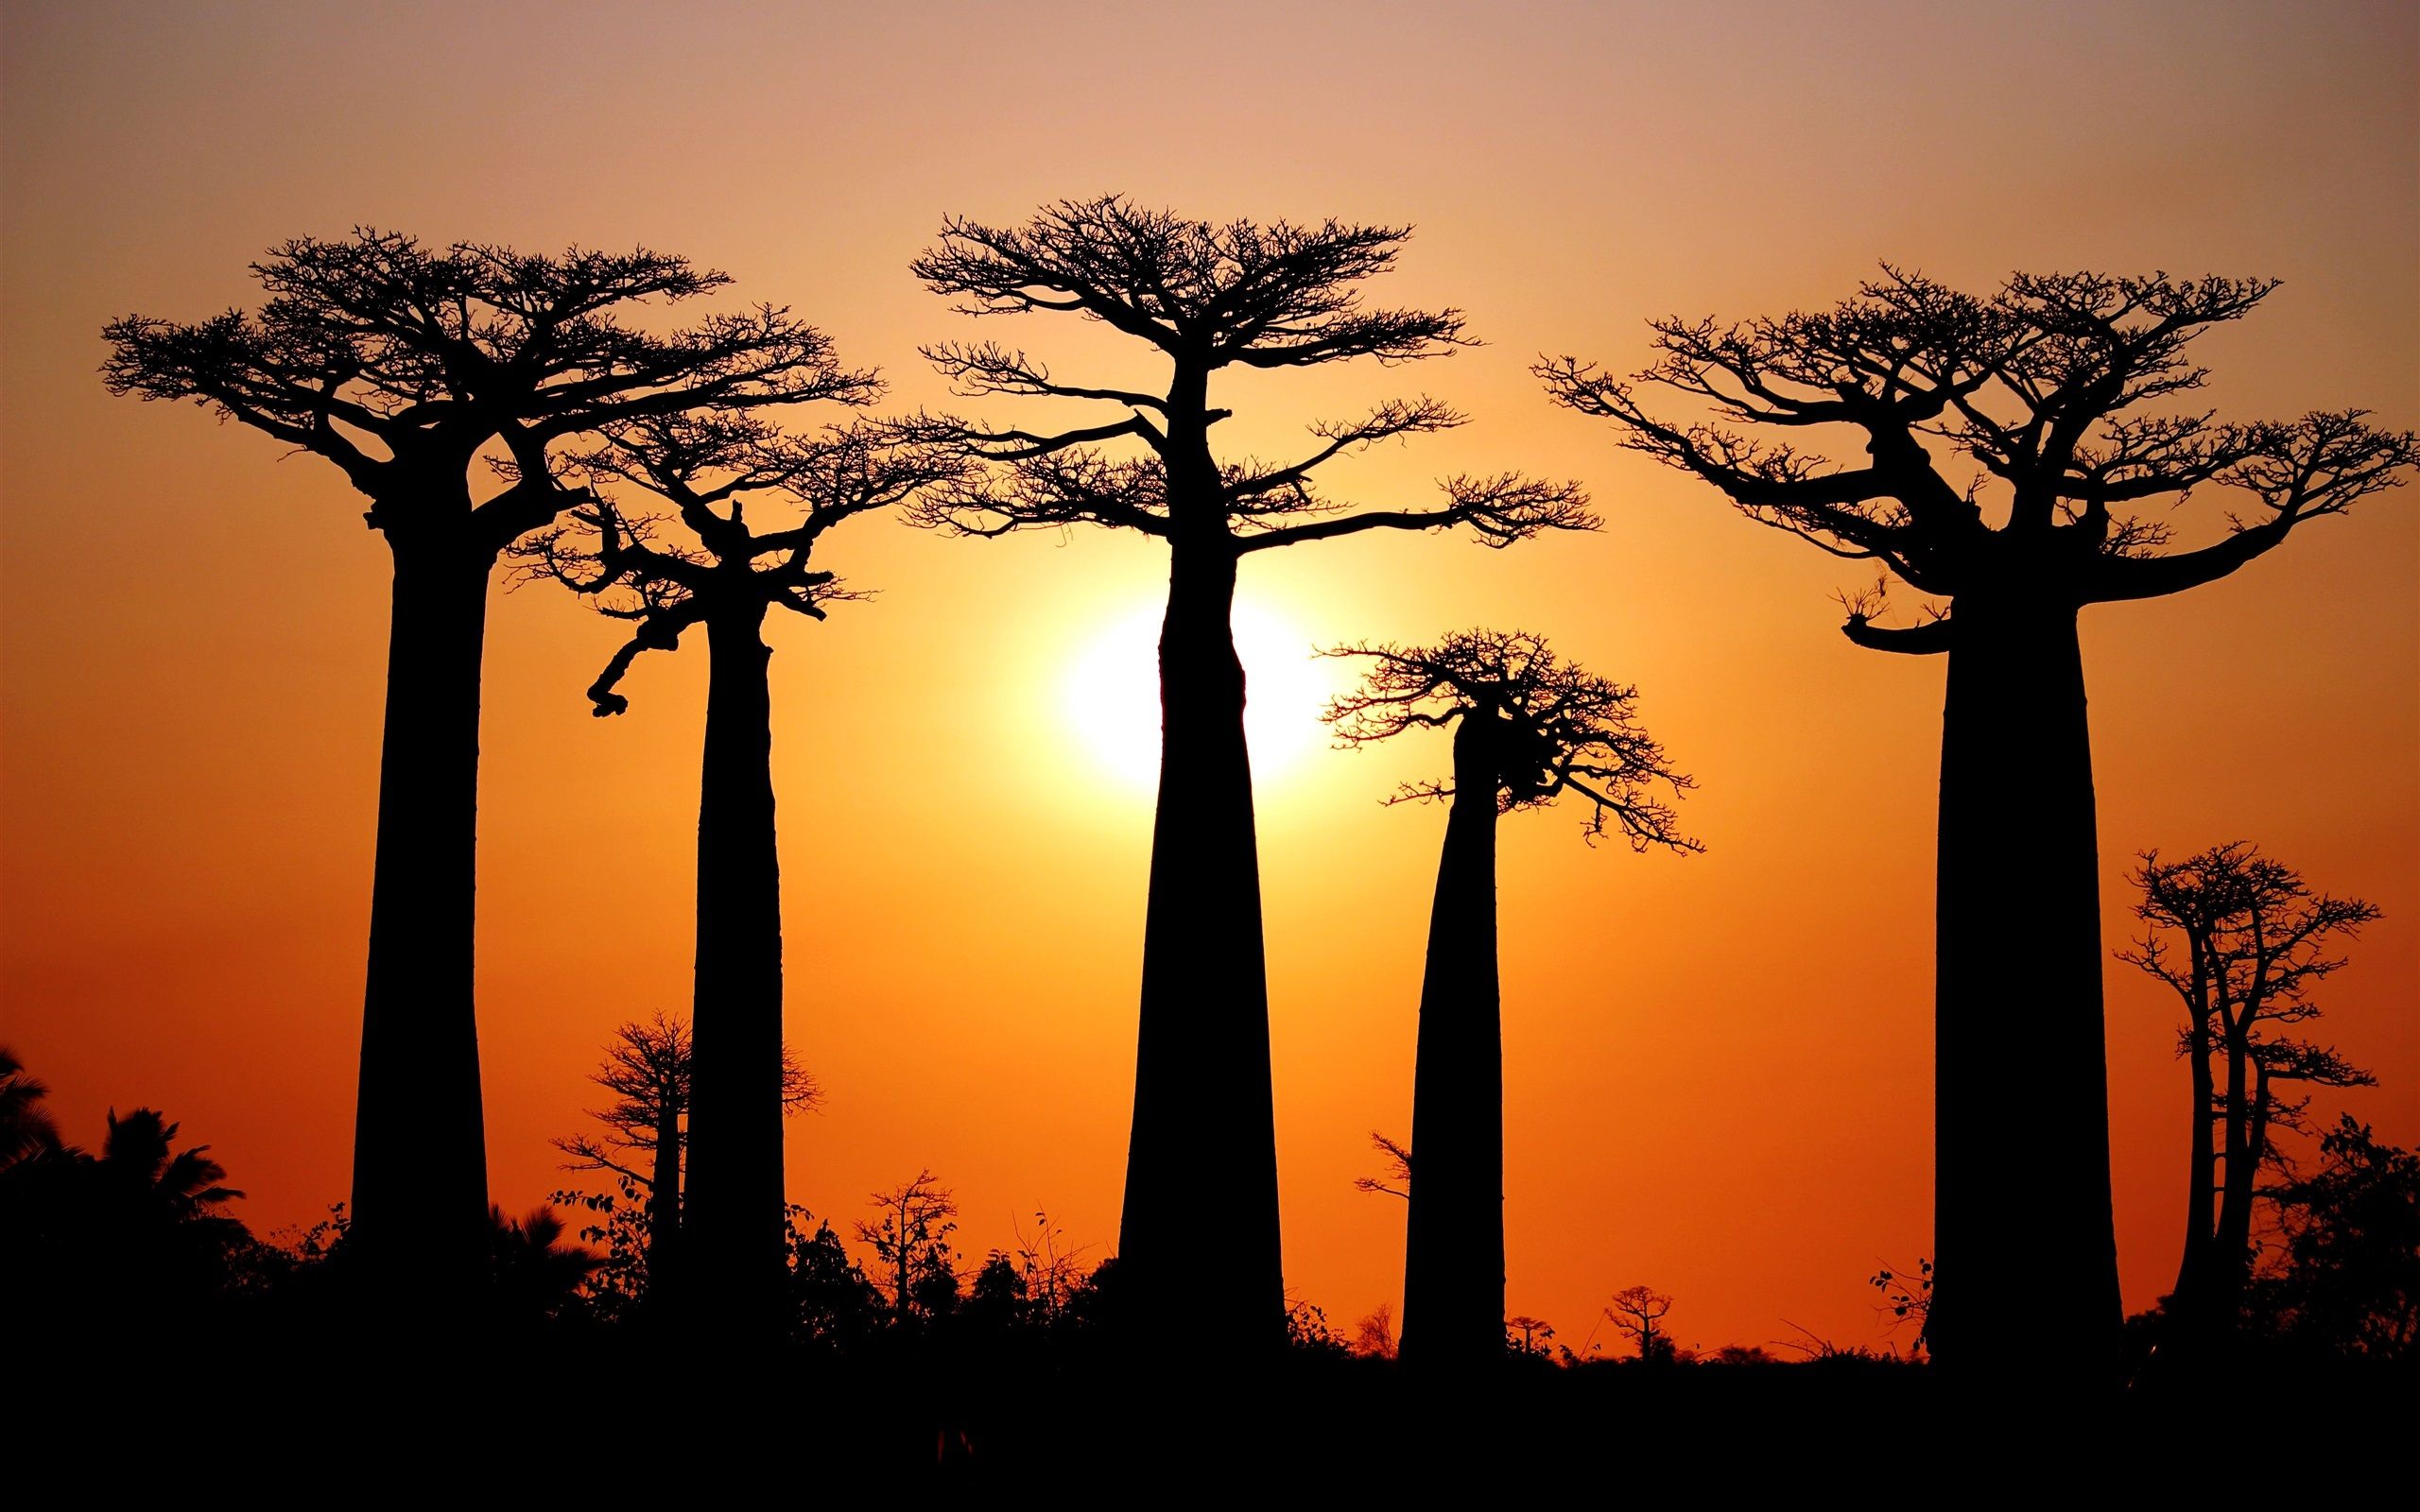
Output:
[
  {"xmin": 1540, "ymin": 271, "xmax": 2417, "ymax": 1379},
  {"xmin": 855, "ymin": 1169, "xmax": 960, "ymax": 1328},
  {"xmin": 2118, "ymin": 843, "xmax": 2380, "ymax": 1346},
  {"xmin": 1324, "ymin": 631, "xmax": 1695, "ymax": 1366},
  {"xmin": 906, "ymin": 198, "xmax": 1595, "ymax": 1348},
  {"xmin": 551, "ymin": 1010, "xmax": 821, "ymax": 1290},
  {"xmin": 530, "ymin": 414, "xmax": 955, "ymax": 1330},
  {"xmin": 101, "ymin": 232, "xmax": 869, "ymax": 1290}
]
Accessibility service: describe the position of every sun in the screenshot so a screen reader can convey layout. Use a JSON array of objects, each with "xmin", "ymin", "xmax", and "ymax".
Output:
[{"xmin": 1063, "ymin": 597, "xmax": 1336, "ymax": 791}]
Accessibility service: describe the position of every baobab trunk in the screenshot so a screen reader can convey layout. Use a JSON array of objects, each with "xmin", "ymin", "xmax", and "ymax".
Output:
[
  {"xmin": 682, "ymin": 608, "xmax": 789, "ymax": 1333},
  {"xmin": 351, "ymin": 528, "xmax": 493, "ymax": 1297},
  {"xmin": 648, "ymin": 1092, "xmax": 682, "ymax": 1291},
  {"xmin": 2169, "ymin": 1024, "xmax": 2219, "ymax": 1339},
  {"xmin": 1929, "ymin": 591, "xmax": 2122, "ymax": 1381},
  {"xmin": 2210, "ymin": 1058, "xmax": 2272, "ymax": 1321},
  {"xmin": 1120, "ymin": 535, "xmax": 1286, "ymax": 1353},
  {"xmin": 1398, "ymin": 718, "xmax": 1507, "ymax": 1367}
]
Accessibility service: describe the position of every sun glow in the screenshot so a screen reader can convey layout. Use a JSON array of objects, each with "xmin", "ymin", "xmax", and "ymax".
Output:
[{"xmin": 1062, "ymin": 597, "xmax": 1338, "ymax": 791}]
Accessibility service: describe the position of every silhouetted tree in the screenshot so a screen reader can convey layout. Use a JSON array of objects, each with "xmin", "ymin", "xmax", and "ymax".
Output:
[
  {"xmin": 550, "ymin": 1011, "xmax": 821, "ymax": 1296},
  {"xmin": 1606, "ymin": 1284, "xmax": 1676, "ymax": 1363},
  {"xmin": 2119, "ymin": 844, "xmax": 2381, "ymax": 1346},
  {"xmin": 530, "ymin": 415, "xmax": 953, "ymax": 1331},
  {"xmin": 1352, "ymin": 1303, "xmax": 1400, "ymax": 1360},
  {"xmin": 488, "ymin": 1204, "xmax": 601, "ymax": 1325},
  {"xmin": 1541, "ymin": 271, "xmax": 2418, "ymax": 1380},
  {"xmin": 786, "ymin": 1205, "xmax": 886, "ymax": 1350},
  {"xmin": 1324, "ymin": 631, "xmax": 1695, "ymax": 1366},
  {"xmin": 1505, "ymin": 1314, "xmax": 1557, "ymax": 1362},
  {"xmin": 855, "ymin": 1170, "xmax": 960, "ymax": 1328},
  {"xmin": 0, "ymin": 1088, "xmax": 252, "ymax": 1328},
  {"xmin": 0, "ymin": 1048, "xmax": 61, "ymax": 1171},
  {"xmin": 102, "ymin": 232, "xmax": 869, "ymax": 1291},
  {"xmin": 907, "ymin": 198, "xmax": 1595, "ymax": 1349},
  {"xmin": 2261, "ymin": 1116, "xmax": 2419, "ymax": 1360}
]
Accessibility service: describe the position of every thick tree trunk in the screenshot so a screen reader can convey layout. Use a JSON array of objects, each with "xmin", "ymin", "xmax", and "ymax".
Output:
[
  {"xmin": 1928, "ymin": 592, "xmax": 2122, "ymax": 1382},
  {"xmin": 647, "ymin": 1094, "xmax": 682, "ymax": 1291},
  {"xmin": 2211, "ymin": 1058, "xmax": 2269, "ymax": 1321},
  {"xmin": 1398, "ymin": 720, "xmax": 1507, "ymax": 1367},
  {"xmin": 681, "ymin": 609, "xmax": 789, "ymax": 1335},
  {"xmin": 350, "ymin": 530, "xmax": 493, "ymax": 1297},
  {"xmin": 2169, "ymin": 1027, "xmax": 2219, "ymax": 1335},
  {"xmin": 1118, "ymin": 538, "xmax": 1286, "ymax": 1354}
]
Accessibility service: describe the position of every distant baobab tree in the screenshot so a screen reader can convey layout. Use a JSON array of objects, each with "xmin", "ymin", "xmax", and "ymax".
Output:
[
  {"xmin": 2119, "ymin": 844, "xmax": 2381, "ymax": 1349},
  {"xmin": 906, "ymin": 197, "xmax": 1595, "ymax": 1349},
  {"xmin": 100, "ymin": 232, "xmax": 867, "ymax": 1292},
  {"xmin": 1540, "ymin": 270, "xmax": 2418, "ymax": 1380},
  {"xmin": 551, "ymin": 1010, "xmax": 821, "ymax": 1294},
  {"xmin": 529, "ymin": 413, "xmax": 958, "ymax": 1330},
  {"xmin": 1324, "ymin": 630, "xmax": 1695, "ymax": 1367},
  {"xmin": 1605, "ymin": 1284, "xmax": 1676, "ymax": 1364}
]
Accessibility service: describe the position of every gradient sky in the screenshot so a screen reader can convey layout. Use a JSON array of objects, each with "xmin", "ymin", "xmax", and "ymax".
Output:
[{"xmin": 4, "ymin": 0, "xmax": 2414, "ymax": 1355}]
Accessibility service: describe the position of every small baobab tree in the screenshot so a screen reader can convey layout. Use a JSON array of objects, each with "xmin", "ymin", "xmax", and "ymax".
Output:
[
  {"xmin": 528, "ymin": 413, "xmax": 957, "ymax": 1330},
  {"xmin": 1540, "ymin": 270, "xmax": 2416, "ymax": 1379},
  {"xmin": 855, "ymin": 1169, "xmax": 961, "ymax": 1328},
  {"xmin": 2118, "ymin": 844, "xmax": 2381, "ymax": 1346},
  {"xmin": 551, "ymin": 1010, "xmax": 821, "ymax": 1294},
  {"xmin": 906, "ymin": 198, "xmax": 1594, "ymax": 1349},
  {"xmin": 1606, "ymin": 1284, "xmax": 1676, "ymax": 1364},
  {"xmin": 101, "ymin": 232, "xmax": 867, "ymax": 1290},
  {"xmin": 1323, "ymin": 630, "xmax": 1695, "ymax": 1367}
]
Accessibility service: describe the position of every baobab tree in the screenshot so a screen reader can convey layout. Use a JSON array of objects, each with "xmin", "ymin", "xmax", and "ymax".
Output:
[
  {"xmin": 1323, "ymin": 631, "xmax": 1695, "ymax": 1367},
  {"xmin": 1605, "ymin": 1284, "xmax": 1676, "ymax": 1364},
  {"xmin": 551, "ymin": 1010, "xmax": 821, "ymax": 1293},
  {"xmin": 1539, "ymin": 270, "xmax": 2417, "ymax": 1379},
  {"xmin": 530, "ymin": 413, "xmax": 956, "ymax": 1330},
  {"xmin": 907, "ymin": 198, "xmax": 1595, "ymax": 1348},
  {"xmin": 101, "ymin": 232, "xmax": 868, "ymax": 1290},
  {"xmin": 854, "ymin": 1170, "xmax": 961, "ymax": 1328},
  {"xmin": 2119, "ymin": 844, "xmax": 2380, "ymax": 1349}
]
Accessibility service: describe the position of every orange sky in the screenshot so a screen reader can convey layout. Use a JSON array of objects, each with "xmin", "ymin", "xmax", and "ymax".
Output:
[{"xmin": 4, "ymin": 0, "xmax": 2414, "ymax": 1354}]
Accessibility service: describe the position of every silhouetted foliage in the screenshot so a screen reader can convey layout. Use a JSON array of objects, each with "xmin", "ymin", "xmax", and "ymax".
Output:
[
  {"xmin": 100, "ymin": 231, "xmax": 870, "ymax": 1292},
  {"xmin": 0, "ymin": 1047, "xmax": 61, "ymax": 1171},
  {"xmin": 2258, "ymin": 1117, "xmax": 2419, "ymax": 1360},
  {"xmin": 2120, "ymin": 844, "xmax": 2381, "ymax": 1350},
  {"xmin": 1353, "ymin": 1130, "xmax": 1413, "ymax": 1199},
  {"xmin": 1543, "ymin": 270, "xmax": 2418, "ymax": 1382},
  {"xmin": 904, "ymin": 197, "xmax": 1595, "ymax": 1354},
  {"xmin": 1352, "ymin": 1303, "xmax": 1400, "ymax": 1360},
  {"xmin": 0, "ymin": 1089, "xmax": 252, "ymax": 1331},
  {"xmin": 1323, "ymin": 631, "xmax": 1693, "ymax": 1368},
  {"xmin": 1870, "ymin": 1258, "xmax": 1933, "ymax": 1354}
]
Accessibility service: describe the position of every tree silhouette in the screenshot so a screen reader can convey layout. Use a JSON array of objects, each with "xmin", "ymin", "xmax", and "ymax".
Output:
[
  {"xmin": 855, "ymin": 1170, "xmax": 960, "ymax": 1328},
  {"xmin": 487, "ymin": 1204, "xmax": 602, "ymax": 1324},
  {"xmin": 2119, "ymin": 844, "xmax": 2381, "ymax": 1347},
  {"xmin": 1323, "ymin": 631, "xmax": 1695, "ymax": 1366},
  {"xmin": 550, "ymin": 1011, "xmax": 821, "ymax": 1296},
  {"xmin": 101, "ymin": 232, "xmax": 870, "ymax": 1292},
  {"xmin": 1540, "ymin": 270, "xmax": 2418, "ymax": 1379},
  {"xmin": 906, "ymin": 198, "xmax": 1594, "ymax": 1349},
  {"xmin": 529, "ymin": 412, "xmax": 951, "ymax": 1331},
  {"xmin": 1605, "ymin": 1284, "xmax": 1675, "ymax": 1363},
  {"xmin": 2264, "ymin": 1117, "xmax": 2420, "ymax": 1360},
  {"xmin": 0, "ymin": 1048, "xmax": 61, "ymax": 1172}
]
